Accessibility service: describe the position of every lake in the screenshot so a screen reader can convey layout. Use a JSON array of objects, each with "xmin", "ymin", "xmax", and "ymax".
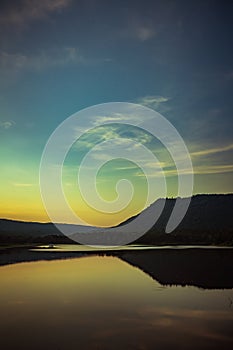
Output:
[{"xmin": 0, "ymin": 246, "xmax": 233, "ymax": 349}]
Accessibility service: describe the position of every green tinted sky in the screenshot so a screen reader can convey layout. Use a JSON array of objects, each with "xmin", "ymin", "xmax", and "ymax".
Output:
[{"xmin": 0, "ymin": 0, "xmax": 233, "ymax": 224}]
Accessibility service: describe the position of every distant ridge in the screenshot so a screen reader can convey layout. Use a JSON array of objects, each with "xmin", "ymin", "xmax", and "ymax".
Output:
[{"xmin": 0, "ymin": 219, "xmax": 96, "ymax": 244}]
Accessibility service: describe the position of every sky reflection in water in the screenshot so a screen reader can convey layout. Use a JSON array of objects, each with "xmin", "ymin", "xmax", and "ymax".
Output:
[{"xmin": 0, "ymin": 255, "xmax": 233, "ymax": 350}]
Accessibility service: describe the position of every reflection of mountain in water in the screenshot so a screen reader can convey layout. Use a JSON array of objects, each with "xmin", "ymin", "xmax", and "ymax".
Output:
[
  {"xmin": 118, "ymin": 248, "xmax": 233, "ymax": 289},
  {"xmin": 0, "ymin": 247, "xmax": 233, "ymax": 290}
]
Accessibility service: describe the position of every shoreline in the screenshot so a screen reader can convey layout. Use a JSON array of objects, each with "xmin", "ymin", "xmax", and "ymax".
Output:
[{"xmin": 0, "ymin": 244, "xmax": 233, "ymax": 290}]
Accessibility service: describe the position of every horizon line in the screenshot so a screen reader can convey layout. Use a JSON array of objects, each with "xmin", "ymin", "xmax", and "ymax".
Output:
[{"xmin": 1, "ymin": 192, "xmax": 232, "ymax": 226}]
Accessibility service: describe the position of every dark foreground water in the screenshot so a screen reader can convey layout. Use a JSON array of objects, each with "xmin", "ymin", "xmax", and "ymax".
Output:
[{"xmin": 0, "ymin": 246, "xmax": 233, "ymax": 350}]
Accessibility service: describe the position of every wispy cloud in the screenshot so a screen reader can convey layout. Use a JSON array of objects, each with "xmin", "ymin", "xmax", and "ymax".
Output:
[
  {"xmin": 93, "ymin": 114, "xmax": 133, "ymax": 125},
  {"xmin": 0, "ymin": 120, "xmax": 15, "ymax": 129},
  {"xmin": 92, "ymin": 111, "xmax": 145, "ymax": 127},
  {"xmin": 71, "ymin": 124, "xmax": 233, "ymax": 179},
  {"xmin": 0, "ymin": 47, "xmax": 83, "ymax": 74},
  {"xmin": 191, "ymin": 143, "xmax": 233, "ymax": 157},
  {"xmin": 135, "ymin": 26, "xmax": 156, "ymax": 41},
  {"xmin": 12, "ymin": 183, "xmax": 34, "ymax": 187},
  {"xmin": 165, "ymin": 164, "xmax": 233, "ymax": 176},
  {"xmin": 134, "ymin": 163, "xmax": 233, "ymax": 178},
  {"xmin": 0, "ymin": 0, "xmax": 72, "ymax": 27},
  {"xmin": 135, "ymin": 95, "xmax": 170, "ymax": 110},
  {"xmin": 122, "ymin": 16, "xmax": 157, "ymax": 42},
  {"xmin": 74, "ymin": 124, "xmax": 156, "ymax": 154},
  {"xmin": 194, "ymin": 164, "xmax": 233, "ymax": 175}
]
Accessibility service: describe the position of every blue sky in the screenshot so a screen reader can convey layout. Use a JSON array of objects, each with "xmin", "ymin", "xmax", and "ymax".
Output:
[{"xmin": 0, "ymin": 0, "xmax": 233, "ymax": 224}]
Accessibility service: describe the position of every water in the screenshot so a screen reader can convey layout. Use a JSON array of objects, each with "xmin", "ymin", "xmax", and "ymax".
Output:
[
  {"xmin": 0, "ymin": 247, "xmax": 233, "ymax": 349},
  {"xmin": 32, "ymin": 244, "xmax": 233, "ymax": 252}
]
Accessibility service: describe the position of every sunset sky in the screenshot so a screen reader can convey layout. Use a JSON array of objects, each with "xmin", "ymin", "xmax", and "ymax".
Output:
[{"xmin": 0, "ymin": 0, "xmax": 233, "ymax": 225}]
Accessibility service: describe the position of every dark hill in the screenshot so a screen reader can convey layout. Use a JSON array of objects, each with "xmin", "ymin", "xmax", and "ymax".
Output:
[
  {"xmin": 0, "ymin": 194, "xmax": 233, "ymax": 245},
  {"xmin": 133, "ymin": 194, "xmax": 233, "ymax": 245}
]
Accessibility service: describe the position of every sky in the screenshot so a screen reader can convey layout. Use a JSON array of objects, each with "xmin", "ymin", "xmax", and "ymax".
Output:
[{"xmin": 0, "ymin": 0, "xmax": 233, "ymax": 226}]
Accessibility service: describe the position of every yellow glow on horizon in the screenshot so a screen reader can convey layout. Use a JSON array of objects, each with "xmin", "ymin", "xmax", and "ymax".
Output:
[
  {"xmin": 1, "ymin": 159, "xmax": 233, "ymax": 225},
  {"xmin": 0, "ymin": 174, "xmax": 148, "ymax": 226}
]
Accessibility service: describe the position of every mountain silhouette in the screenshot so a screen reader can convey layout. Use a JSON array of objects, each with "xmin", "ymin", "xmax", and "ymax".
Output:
[
  {"xmin": 62, "ymin": 194, "xmax": 233, "ymax": 246},
  {"xmin": 0, "ymin": 194, "xmax": 233, "ymax": 245},
  {"xmin": 132, "ymin": 194, "xmax": 233, "ymax": 245}
]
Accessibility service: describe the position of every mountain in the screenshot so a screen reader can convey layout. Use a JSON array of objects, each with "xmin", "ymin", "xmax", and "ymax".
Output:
[
  {"xmin": 0, "ymin": 194, "xmax": 233, "ymax": 245},
  {"xmin": 68, "ymin": 194, "xmax": 233, "ymax": 246},
  {"xmin": 133, "ymin": 194, "xmax": 233, "ymax": 245},
  {"xmin": 0, "ymin": 219, "xmax": 96, "ymax": 244}
]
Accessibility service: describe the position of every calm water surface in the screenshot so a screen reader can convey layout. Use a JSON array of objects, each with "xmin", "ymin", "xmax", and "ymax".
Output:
[{"xmin": 0, "ymin": 249, "xmax": 233, "ymax": 349}]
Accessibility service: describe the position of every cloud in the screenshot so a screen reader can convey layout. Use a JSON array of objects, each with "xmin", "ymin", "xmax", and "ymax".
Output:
[
  {"xmin": 72, "ymin": 122, "xmax": 233, "ymax": 179},
  {"xmin": 0, "ymin": 47, "xmax": 83, "ymax": 74},
  {"xmin": 73, "ymin": 125, "xmax": 123, "ymax": 152},
  {"xmin": 194, "ymin": 164, "xmax": 233, "ymax": 175},
  {"xmin": 122, "ymin": 15, "xmax": 157, "ymax": 42},
  {"xmin": 93, "ymin": 114, "xmax": 132, "ymax": 125},
  {"xmin": 0, "ymin": 0, "xmax": 72, "ymax": 27},
  {"xmin": 0, "ymin": 120, "xmax": 15, "ymax": 129},
  {"xmin": 191, "ymin": 143, "xmax": 233, "ymax": 157},
  {"xmin": 169, "ymin": 164, "xmax": 233, "ymax": 176},
  {"xmin": 134, "ymin": 163, "xmax": 233, "ymax": 178},
  {"xmin": 73, "ymin": 124, "xmax": 156, "ymax": 155},
  {"xmin": 92, "ymin": 111, "xmax": 144, "ymax": 127},
  {"xmin": 12, "ymin": 183, "xmax": 34, "ymax": 187},
  {"xmin": 135, "ymin": 95, "xmax": 170, "ymax": 110},
  {"xmin": 135, "ymin": 26, "xmax": 156, "ymax": 41}
]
